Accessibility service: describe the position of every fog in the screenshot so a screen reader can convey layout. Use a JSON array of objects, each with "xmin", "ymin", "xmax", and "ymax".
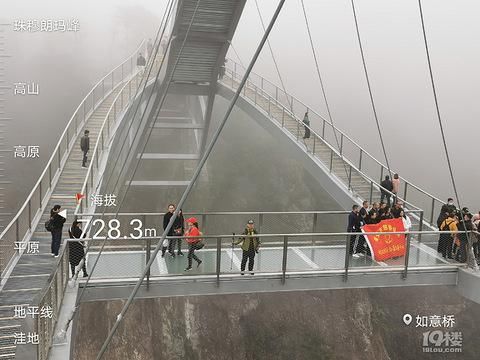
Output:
[
  {"xmin": 230, "ymin": 0, "xmax": 480, "ymax": 211},
  {"xmin": 0, "ymin": 0, "xmax": 163, "ymax": 227},
  {"xmin": 2, "ymin": 0, "xmax": 479, "ymax": 231}
]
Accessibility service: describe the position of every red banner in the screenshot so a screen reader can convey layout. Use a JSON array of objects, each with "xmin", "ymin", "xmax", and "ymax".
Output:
[{"xmin": 362, "ymin": 218, "xmax": 406, "ymax": 261}]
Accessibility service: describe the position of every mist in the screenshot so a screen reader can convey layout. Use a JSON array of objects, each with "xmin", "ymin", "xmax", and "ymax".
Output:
[
  {"xmin": 229, "ymin": 0, "xmax": 480, "ymax": 211},
  {"xmin": 2, "ymin": 0, "xmax": 478, "ymax": 230}
]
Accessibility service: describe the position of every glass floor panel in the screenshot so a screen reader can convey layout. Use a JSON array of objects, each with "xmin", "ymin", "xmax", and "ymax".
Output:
[{"xmin": 86, "ymin": 242, "xmax": 453, "ymax": 278}]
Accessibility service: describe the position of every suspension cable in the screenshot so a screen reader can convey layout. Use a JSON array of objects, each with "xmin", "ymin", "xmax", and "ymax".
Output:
[
  {"xmin": 254, "ymin": 0, "xmax": 293, "ymax": 112},
  {"xmin": 417, "ymin": 0, "xmax": 476, "ymax": 268},
  {"xmin": 300, "ymin": 0, "xmax": 355, "ymax": 192},
  {"xmin": 350, "ymin": 0, "xmax": 392, "ymax": 180},
  {"xmin": 73, "ymin": 0, "xmax": 176, "ymax": 303},
  {"xmin": 228, "ymin": 40, "xmax": 245, "ymax": 67},
  {"xmin": 95, "ymin": 1, "xmax": 286, "ymax": 358}
]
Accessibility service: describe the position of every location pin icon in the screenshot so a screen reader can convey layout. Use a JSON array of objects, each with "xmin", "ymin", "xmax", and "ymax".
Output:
[{"xmin": 403, "ymin": 314, "xmax": 412, "ymax": 326}]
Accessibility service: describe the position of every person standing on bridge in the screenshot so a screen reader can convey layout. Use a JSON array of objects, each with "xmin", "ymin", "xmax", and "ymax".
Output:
[
  {"xmin": 68, "ymin": 219, "xmax": 88, "ymax": 278},
  {"xmin": 80, "ymin": 130, "xmax": 90, "ymax": 168},
  {"xmin": 234, "ymin": 220, "xmax": 260, "ymax": 275},
  {"xmin": 302, "ymin": 111, "xmax": 310, "ymax": 139},
  {"xmin": 380, "ymin": 175, "xmax": 393, "ymax": 206},
  {"xmin": 347, "ymin": 205, "xmax": 361, "ymax": 255},
  {"xmin": 163, "ymin": 204, "xmax": 184, "ymax": 258},
  {"xmin": 184, "ymin": 217, "xmax": 203, "ymax": 271},
  {"xmin": 438, "ymin": 212, "xmax": 457, "ymax": 259},
  {"xmin": 137, "ymin": 53, "xmax": 146, "ymax": 75},
  {"xmin": 392, "ymin": 173, "xmax": 400, "ymax": 205},
  {"xmin": 49, "ymin": 205, "xmax": 66, "ymax": 257}
]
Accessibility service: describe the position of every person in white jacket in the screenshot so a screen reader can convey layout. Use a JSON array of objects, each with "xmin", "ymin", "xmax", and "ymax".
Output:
[{"xmin": 400, "ymin": 210, "xmax": 412, "ymax": 240}]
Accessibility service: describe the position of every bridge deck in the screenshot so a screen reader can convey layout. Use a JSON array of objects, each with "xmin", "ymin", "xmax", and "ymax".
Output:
[{"xmin": 85, "ymin": 241, "xmax": 452, "ymax": 280}]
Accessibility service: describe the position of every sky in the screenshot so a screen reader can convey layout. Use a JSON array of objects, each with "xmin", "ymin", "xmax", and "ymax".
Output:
[{"xmin": 1, "ymin": 0, "xmax": 478, "ymax": 224}]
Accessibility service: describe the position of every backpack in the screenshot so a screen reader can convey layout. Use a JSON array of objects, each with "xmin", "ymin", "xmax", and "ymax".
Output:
[
  {"xmin": 45, "ymin": 217, "xmax": 54, "ymax": 232},
  {"xmin": 440, "ymin": 219, "xmax": 454, "ymax": 232}
]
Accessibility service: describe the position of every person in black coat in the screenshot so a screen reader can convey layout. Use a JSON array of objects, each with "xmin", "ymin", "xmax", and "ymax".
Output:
[
  {"xmin": 80, "ymin": 130, "xmax": 90, "ymax": 167},
  {"xmin": 347, "ymin": 205, "xmax": 361, "ymax": 255},
  {"xmin": 50, "ymin": 205, "xmax": 66, "ymax": 257},
  {"xmin": 68, "ymin": 219, "xmax": 88, "ymax": 277},
  {"xmin": 163, "ymin": 204, "xmax": 185, "ymax": 257},
  {"xmin": 380, "ymin": 175, "xmax": 393, "ymax": 206}
]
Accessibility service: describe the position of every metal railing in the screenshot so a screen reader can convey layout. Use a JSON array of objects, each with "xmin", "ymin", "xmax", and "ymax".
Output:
[
  {"xmin": 224, "ymin": 58, "xmax": 446, "ymax": 228},
  {"xmin": 74, "ymin": 210, "xmax": 425, "ymax": 237},
  {"xmin": 36, "ymin": 245, "xmax": 69, "ymax": 360},
  {"xmin": 75, "ymin": 69, "xmax": 145, "ymax": 215},
  {"xmin": 70, "ymin": 229, "xmax": 472, "ymax": 286},
  {"xmin": 73, "ymin": 39, "xmax": 167, "ymax": 216},
  {"xmin": 0, "ymin": 41, "xmax": 146, "ymax": 281}
]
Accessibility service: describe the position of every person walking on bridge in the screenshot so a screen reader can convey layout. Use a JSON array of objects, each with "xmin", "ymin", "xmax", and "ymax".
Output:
[
  {"xmin": 234, "ymin": 220, "xmax": 260, "ymax": 275},
  {"xmin": 184, "ymin": 217, "xmax": 203, "ymax": 271},
  {"xmin": 302, "ymin": 111, "xmax": 310, "ymax": 139},
  {"xmin": 80, "ymin": 130, "xmax": 90, "ymax": 168}
]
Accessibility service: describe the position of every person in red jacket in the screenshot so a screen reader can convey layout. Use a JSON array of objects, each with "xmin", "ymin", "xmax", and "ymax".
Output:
[{"xmin": 184, "ymin": 217, "xmax": 203, "ymax": 271}]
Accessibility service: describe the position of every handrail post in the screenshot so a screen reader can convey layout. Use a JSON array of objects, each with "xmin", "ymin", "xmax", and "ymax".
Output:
[
  {"xmin": 312, "ymin": 136, "xmax": 316, "ymax": 155},
  {"xmin": 39, "ymin": 182, "xmax": 43, "ymax": 208},
  {"xmin": 28, "ymin": 200, "xmax": 32, "ymax": 230},
  {"xmin": 348, "ymin": 165, "xmax": 352, "ymax": 190},
  {"xmin": 281, "ymin": 235, "xmax": 288, "ymax": 284},
  {"xmin": 216, "ymin": 237, "xmax": 221, "ymax": 287},
  {"xmin": 418, "ymin": 211, "xmax": 424, "ymax": 242},
  {"xmin": 146, "ymin": 237, "xmax": 151, "ymax": 291},
  {"xmin": 57, "ymin": 148, "xmax": 61, "ymax": 169},
  {"xmin": 312, "ymin": 213, "xmax": 318, "ymax": 245},
  {"xmin": 258, "ymin": 213, "xmax": 263, "ymax": 234},
  {"xmin": 268, "ymin": 96, "xmax": 271, "ymax": 116},
  {"xmin": 322, "ymin": 120, "xmax": 326, "ymax": 139},
  {"xmin": 402, "ymin": 233, "xmax": 411, "ymax": 279},
  {"xmin": 202, "ymin": 214, "xmax": 207, "ymax": 233},
  {"xmin": 340, "ymin": 133, "xmax": 344, "ymax": 156},
  {"xmin": 15, "ymin": 219, "xmax": 19, "ymax": 246},
  {"xmin": 281, "ymin": 107, "xmax": 285, "ymax": 127},
  {"xmin": 359, "ymin": 149, "xmax": 363, "ymax": 171},
  {"xmin": 369, "ymin": 181, "xmax": 373, "ymax": 204},
  {"xmin": 344, "ymin": 234, "xmax": 350, "ymax": 282},
  {"xmin": 296, "ymin": 118, "xmax": 300, "ymax": 140},
  {"xmin": 275, "ymin": 86, "xmax": 278, "ymax": 101},
  {"xmin": 49, "ymin": 163, "xmax": 52, "ymax": 186},
  {"xmin": 380, "ymin": 166, "xmax": 384, "ymax": 182},
  {"xmin": 329, "ymin": 150, "xmax": 333, "ymax": 172},
  {"xmin": 403, "ymin": 182, "xmax": 408, "ymax": 202},
  {"xmin": 429, "ymin": 198, "xmax": 435, "ymax": 226}
]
